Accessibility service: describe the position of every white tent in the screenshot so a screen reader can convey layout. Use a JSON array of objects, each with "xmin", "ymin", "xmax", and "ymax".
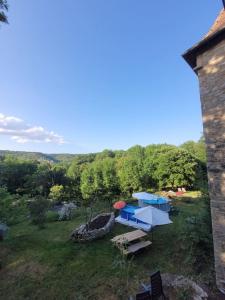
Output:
[{"xmin": 134, "ymin": 206, "xmax": 172, "ymax": 227}]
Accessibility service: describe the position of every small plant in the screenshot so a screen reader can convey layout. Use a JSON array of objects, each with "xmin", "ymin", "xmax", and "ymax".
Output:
[
  {"xmin": 175, "ymin": 286, "xmax": 194, "ymax": 300},
  {"xmin": 29, "ymin": 196, "xmax": 50, "ymax": 229},
  {"xmin": 112, "ymin": 253, "xmax": 134, "ymax": 298}
]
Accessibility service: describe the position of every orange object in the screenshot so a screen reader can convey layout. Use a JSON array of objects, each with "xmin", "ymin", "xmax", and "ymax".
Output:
[{"xmin": 113, "ymin": 201, "xmax": 126, "ymax": 210}]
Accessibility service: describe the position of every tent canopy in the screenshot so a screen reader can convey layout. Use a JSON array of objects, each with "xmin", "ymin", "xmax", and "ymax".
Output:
[
  {"xmin": 134, "ymin": 206, "xmax": 172, "ymax": 226},
  {"xmin": 132, "ymin": 192, "xmax": 170, "ymax": 204},
  {"xmin": 132, "ymin": 192, "xmax": 158, "ymax": 201}
]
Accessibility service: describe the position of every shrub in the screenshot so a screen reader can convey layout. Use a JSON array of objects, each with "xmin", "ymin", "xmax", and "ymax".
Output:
[
  {"xmin": 29, "ymin": 196, "xmax": 50, "ymax": 229},
  {"xmin": 180, "ymin": 195, "xmax": 213, "ymax": 273},
  {"xmin": 46, "ymin": 210, "xmax": 58, "ymax": 222},
  {"xmin": 58, "ymin": 203, "xmax": 77, "ymax": 221},
  {"xmin": 0, "ymin": 187, "xmax": 28, "ymax": 225}
]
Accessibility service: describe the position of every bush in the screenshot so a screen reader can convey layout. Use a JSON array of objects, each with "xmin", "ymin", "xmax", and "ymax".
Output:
[
  {"xmin": 180, "ymin": 195, "xmax": 213, "ymax": 273},
  {"xmin": 58, "ymin": 203, "xmax": 77, "ymax": 221},
  {"xmin": 46, "ymin": 210, "xmax": 58, "ymax": 222},
  {"xmin": 49, "ymin": 185, "xmax": 64, "ymax": 203},
  {"xmin": 0, "ymin": 187, "xmax": 28, "ymax": 225},
  {"xmin": 29, "ymin": 196, "xmax": 50, "ymax": 229}
]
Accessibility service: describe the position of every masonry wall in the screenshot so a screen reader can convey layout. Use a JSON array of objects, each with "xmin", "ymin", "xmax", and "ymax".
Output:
[{"xmin": 196, "ymin": 39, "xmax": 225, "ymax": 293}]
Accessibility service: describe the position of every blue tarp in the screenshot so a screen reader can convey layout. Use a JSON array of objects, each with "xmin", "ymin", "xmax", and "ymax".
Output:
[
  {"xmin": 121, "ymin": 205, "xmax": 138, "ymax": 214},
  {"xmin": 132, "ymin": 192, "xmax": 169, "ymax": 203},
  {"xmin": 143, "ymin": 198, "xmax": 168, "ymax": 205},
  {"xmin": 120, "ymin": 205, "xmax": 148, "ymax": 225}
]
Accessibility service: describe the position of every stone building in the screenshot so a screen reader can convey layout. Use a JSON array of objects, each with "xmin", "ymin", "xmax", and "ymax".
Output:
[{"xmin": 183, "ymin": 8, "xmax": 225, "ymax": 294}]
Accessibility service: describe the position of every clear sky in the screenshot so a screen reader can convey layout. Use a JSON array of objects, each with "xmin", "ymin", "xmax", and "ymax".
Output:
[{"xmin": 0, "ymin": 0, "xmax": 222, "ymax": 154}]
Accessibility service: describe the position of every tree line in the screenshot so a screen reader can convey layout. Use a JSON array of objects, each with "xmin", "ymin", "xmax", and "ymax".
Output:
[{"xmin": 0, "ymin": 139, "xmax": 207, "ymax": 204}]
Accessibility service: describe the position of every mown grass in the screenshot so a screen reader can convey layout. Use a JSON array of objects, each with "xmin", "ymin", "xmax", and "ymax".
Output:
[{"xmin": 0, "ymin": 192, "xmax": 214, "ymax": 300}]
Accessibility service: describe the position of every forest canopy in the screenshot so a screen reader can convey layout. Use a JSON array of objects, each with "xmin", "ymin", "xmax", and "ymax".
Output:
[{"xmin": 0, "ymin": 138, "xmax": 207, "ymax": 205}]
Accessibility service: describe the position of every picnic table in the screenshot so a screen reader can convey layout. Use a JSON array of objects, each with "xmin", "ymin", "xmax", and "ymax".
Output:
[{"xmin": 111, "ymin": 229, "xmax": 152, "ymax": 255}]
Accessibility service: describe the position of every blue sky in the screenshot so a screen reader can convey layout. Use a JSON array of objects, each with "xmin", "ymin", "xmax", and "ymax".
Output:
[{"xmin": 0, "ymin": 0, "xmax": 222, "ymax": 153}]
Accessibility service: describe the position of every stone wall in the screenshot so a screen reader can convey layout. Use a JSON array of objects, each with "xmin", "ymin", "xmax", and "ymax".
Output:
[{"xmin": 196, "ymin": 39, "xmax": 225, "ymax": 293}]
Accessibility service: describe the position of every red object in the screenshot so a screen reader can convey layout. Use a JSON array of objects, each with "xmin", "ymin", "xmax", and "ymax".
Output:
[
  {"xmin": 113, "ymin": 201, "xmax": 126, "ymax": 210},
  {"xmin": 176, "ymin": 191, "xmax": 184, "ymax": 196}
]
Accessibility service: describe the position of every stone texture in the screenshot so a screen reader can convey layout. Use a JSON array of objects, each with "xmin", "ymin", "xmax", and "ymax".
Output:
[
  {"xmin": 196, "ymin": 38, "xmax": 225, "ymax": 294},
  {"xmin": 183, "ymin": 7, "xmax": 225, "ymax": 294},
  {"xmin": 162, "ymin": 273, "xmax": 208, "ymax": 300},
  {"xmin": 71, "ymin": 212, "xmax": 115, "ymax": 242}
]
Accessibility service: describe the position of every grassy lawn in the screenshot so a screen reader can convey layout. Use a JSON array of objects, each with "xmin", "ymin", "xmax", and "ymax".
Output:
[{"xmin": 0, "ymin": 192, "xmax": 214, "ymax": 300}]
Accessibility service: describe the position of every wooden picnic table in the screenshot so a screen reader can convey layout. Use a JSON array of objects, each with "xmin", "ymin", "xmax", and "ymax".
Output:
[
  {"xmin": 111, "ymin": 229, "xmax": 152, "ymax": 255},
  {"xmin": 111, "ymin": 229, "xmax": 147, "ymax": 244},
  {"xmin": 123, "ymin": 240, "xmax": 152, "ymax": 255}
]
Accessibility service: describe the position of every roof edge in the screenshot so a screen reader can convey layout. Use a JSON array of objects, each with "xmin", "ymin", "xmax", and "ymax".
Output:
[{"xmin": 182, "ymin": 27, "xmax": 225, "ymax": 71}]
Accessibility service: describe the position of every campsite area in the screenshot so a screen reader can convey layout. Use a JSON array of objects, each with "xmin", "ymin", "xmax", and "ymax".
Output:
[{"xmin": 0, "ymin": 192, "xmax": 214, "ymax": 300}]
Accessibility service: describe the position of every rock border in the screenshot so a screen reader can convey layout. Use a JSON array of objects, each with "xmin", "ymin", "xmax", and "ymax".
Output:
[
  {"xmin": 162, "ymin": 273, "xmax": 208, "ymax": 300},
  {"xmin": 71, "ymin": 212, "xmax": 115, "ymax": 242}
]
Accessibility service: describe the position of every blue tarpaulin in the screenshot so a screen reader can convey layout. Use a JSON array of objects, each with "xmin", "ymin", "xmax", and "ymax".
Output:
[
  {"xmin": 120, "ymin": 205, "xmax": 148, "ymax": 225},
  {"xmin": 132, "ymin": 192, "xmax": 171, "ymax": 212}
]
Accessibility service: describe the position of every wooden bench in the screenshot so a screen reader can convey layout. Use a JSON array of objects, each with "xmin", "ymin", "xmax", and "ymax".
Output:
[
  {"xmin": 123, "ymin": 240, "xmax": 152, "ymax": 255},
  {"xmin": 111, "ymin": 229, "xmax": 147, "ymax": 244}
]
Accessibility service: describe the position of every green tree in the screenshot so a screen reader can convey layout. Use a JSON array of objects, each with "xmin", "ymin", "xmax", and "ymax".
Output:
[
  {"xmin": 67, "ymin": 160, "xmax": 82, "ymax": 200},
  {"xmin": 180, "ymin": 138, "xmax": 207, "ymax": 190},
  {"xmin": 72, "ymin": 153, "xmax": 96, "ymax": 165},
  {"xmin": 0, "ymin": 156, "xmax": 38, "ymax": 194},
  {"xmin": 0, "ymin": 0, "xmax": 8, "ymax": 24},
  {"xmin": 80, "ymin": 158, "xmax": 119, "ymax": 200},
  {"xmin": 80, "ymin": 162, "xmax": 104, "ymax": 200},
  {"xmin": 51, "ymin": 164, "xmax": 68, "ymax": 186},
  {"xmin": 29, "ymin": 163, "xmax": 53, "ymax": 196},
  {"xmin": 144, "ymin": 144, "xmax": 176, "ymax": 189},
  {"xmin": 95, "ymin": 149, "xmax": 115, "ymax": 160},
  {"xmin": 154, "ymin": 148, "xmax": 198, "ymax": 189},
  {"xmin": 117, "ymin": 145, "xmax": 147, "ymax": 195},
  {"xmin": 117, "ymin": 158, "xmax": 143, "ymax": 195},
  {"xmin": 80, "ymin": 164, "xmax": 96, "ymax": 200},
  {"xmin": 28, "ymin": 163, "xmax": 68, "ymax": 197},
  {"xmin": 101, "ymin": 158, "xmax": 119, "ymax": 195},
  {"xmin": 180, "ymin": 137, "xmax": 206, "ymax": 163},
  {"xmin": 49, "ymin": 185, "xmax": 64, "ymax": 202}
]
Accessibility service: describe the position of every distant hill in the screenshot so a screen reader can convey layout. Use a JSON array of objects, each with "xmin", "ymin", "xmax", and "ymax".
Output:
[{"xmin": 0, "ymin": 150, "xmax": 78, "ymax": 163}]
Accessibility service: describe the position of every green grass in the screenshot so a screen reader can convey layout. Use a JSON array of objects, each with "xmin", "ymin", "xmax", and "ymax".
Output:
[{"xmin": 0, "ymin": 192, "xmax": 214, "ymax": 300}]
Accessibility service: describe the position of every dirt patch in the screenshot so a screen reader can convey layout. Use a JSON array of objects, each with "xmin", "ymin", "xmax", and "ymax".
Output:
[
  {"xmin": 162, "ymin": 273, "xmax": 208, "ymax": 299},
  {"xmin": 0, "ymin": 260, "xmax": 49, "ymax": 281},
  {"xmin": 88, "ymin": 215, "xmax": 111, "ymax": 230},
  {"xmin": 209, "ymin": 293, "xmax": 225, "ymax": 300}
]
